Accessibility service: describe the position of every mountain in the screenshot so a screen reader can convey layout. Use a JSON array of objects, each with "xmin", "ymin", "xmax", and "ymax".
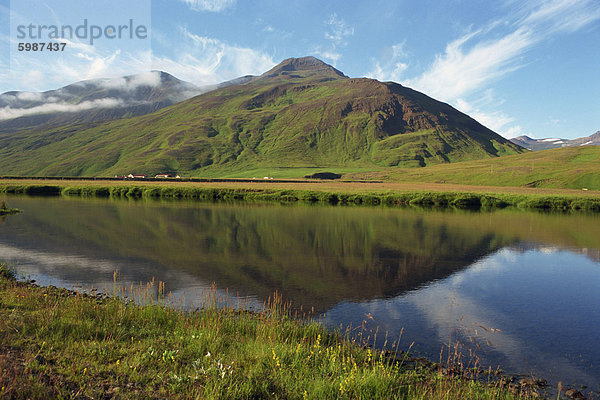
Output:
[
  {"xmin": 260, "ymin": 56, "xmax": 347, "ymax": 79},
  {"xmin": 0, "ymin": 56, "xmax": 524, "ymax": 177},
  {"xmin": 510, "ymin": 131, "xmax": 600, "ymax": 151},
  {"xmin": 0, "ymin": 71, "xmax": 204, "ymax": 135}
]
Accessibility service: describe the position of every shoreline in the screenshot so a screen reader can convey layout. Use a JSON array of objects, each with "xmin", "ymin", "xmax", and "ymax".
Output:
[
  {"xmin": 0, "ymin": 264, "xmax": 552, "ymax": 399},
  {"xmin": 1, "ymin": 178, "xmax": 600, "ymax": 212}
]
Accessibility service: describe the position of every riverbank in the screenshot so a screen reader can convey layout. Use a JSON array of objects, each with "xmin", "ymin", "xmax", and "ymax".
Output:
[
  {"xmin": 0, "ymin": 264, "xmax": 541, "ymax": 399},
  {"xmin": 1, "ymin": 178, "xmax": 600, "ymax": 212}
]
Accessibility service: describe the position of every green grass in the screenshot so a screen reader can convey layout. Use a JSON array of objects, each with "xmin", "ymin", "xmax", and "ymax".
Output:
[
  {"xmin": 2, "ymin": 179, "xmax": 600, "ymax": 212},
  {"xmin": 0, "ymin": 264, "xmax": 535, "ymax": 399},
  {"xmin": 184, "ymin": 166, "xmax": 386, "ymax": 179},
  {"xmin": 0, "ymin": 199, "xmax": 20, "ymax": 215},
  {"xmin": 349, "ymin": 146, "xmax": 600, "ymax": 190}
]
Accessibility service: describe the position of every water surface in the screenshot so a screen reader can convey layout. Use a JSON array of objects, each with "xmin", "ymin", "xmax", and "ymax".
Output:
[{"xmin": 1, "ymin": 196, "xmax": 599, "ymax": 395}]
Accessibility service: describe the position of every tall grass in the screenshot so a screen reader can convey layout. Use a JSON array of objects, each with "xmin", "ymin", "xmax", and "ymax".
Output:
[
  {"xmin": 0, "ymin": 199, "xmax": 20, "ymax": 215},
  {"xmin": 0, "ymin": 264, "xmax": 535, "ymax": 399}
]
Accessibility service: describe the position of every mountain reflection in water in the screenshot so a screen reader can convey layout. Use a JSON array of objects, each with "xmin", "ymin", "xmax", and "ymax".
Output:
[{"xmin": 1, "ymin": 196, "xmax": 600, "ymax": 394}]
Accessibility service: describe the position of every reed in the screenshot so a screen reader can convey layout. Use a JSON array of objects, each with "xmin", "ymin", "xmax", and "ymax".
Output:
[
  {"xmin": 0, "ymin": 199, "xmax": 21, "ymax": 215},
  {"xmin": 2, "ymin": 179, "xmax": 600, "ymax": 212}
]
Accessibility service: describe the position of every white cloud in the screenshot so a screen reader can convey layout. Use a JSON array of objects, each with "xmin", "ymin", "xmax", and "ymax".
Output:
[
  {"xmin": 87, "ymin": 50, "xmax": 122, "ymax": 78},
  {"xmin": 369, "ymin": 61, "xmax": 408, "ymax": 83},
  {"xmin": 0, "ymin": 69, "xmax": 202, "ymax": 121},
  {"xmin": 2, "ymin": 0, "xmax": 152, "ymax": 93},
  {"xmin": 366, "ymin": 40, "xmax": 411, "ymax": 83},
  {"xmin": 409, "ymin": 0, "xmax": 600, "ymax": 101},
  {"xmin": 518, "ymin": 0, "xmax": 600, "ymax": 34},
  {"xmin": 390, "ymin": 41, "xmax": 409, "ymax": 59},
  {"xmin": 314, "ymin": 13, "xmax": 355, "ymax": 66},
  {"xmin": 3, "ymin": 23, "xmax": 152, "ymax": 93},
  {"xmin": 1, "ymin": 2, "xmax": 267, "ymax": 94},
  {"xmin": 60, "ymin": 38, "xmax": 96, "ymax": 54},
  {"xmin": 98, "ymin": 71, "xmax": 162, "ymax": 90},
  {"xmin": 23, "ymin": 70, "xmax": 46, "ymax": 87},
  {"xmin": 151, "ymin": 28, "xmax": 275, "ymax": 86},
  {"xmin": 16, "ymin": 92, "xmax": 44, "ymax": 102},
  {"xmin": 549, "ymin": 117, "xmax": 563, "ymax": 127},
  {"xmin": 0, "ymin": 98, "xmax": 125, "ymax": 121},
  {"xmin": 325, "ymin": 13, "xmax": 354, "ymax": 45},
  {"xmin": 471, "ymin": 110, "xmax": 518, "ymax": 135},
  {"xmin": 180, "ymin": 0, "xmax": 236, "ymax": 12},
  {"xmin": 502, "ymin": 125, "xmax": 524, "ymax": 138},
  {"xmin": 454, "ymin": 93, "xmax": 525, "ymax": 138},
  {"xmin": 406, "ymin": 27, "xmax": 532, "ymax": 102},
  {"xmin": 258, "ymin": 24, "xmax": 291, "ymax": 40},
  {"xmin": 129, "ymin": 71, "xmax": 163, "ymax": 87},
  {"xmin": 312, "ymin": 49, "xmax": 341, "ymax": 65}
]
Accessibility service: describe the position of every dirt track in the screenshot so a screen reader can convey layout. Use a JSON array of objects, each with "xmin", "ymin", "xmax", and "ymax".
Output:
[{"xmin": 1, "ymin": 177, "xmax": 599, "ymax": 197}]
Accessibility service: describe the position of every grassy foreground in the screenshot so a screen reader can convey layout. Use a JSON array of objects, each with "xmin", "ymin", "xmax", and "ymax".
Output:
[
  {"xmin": 1, "ymin": 178, "xmax": 600, "ymax": 212},
  {"xmin": 0, "ymin": 265, "xmax": 535, "ymax": 399}
]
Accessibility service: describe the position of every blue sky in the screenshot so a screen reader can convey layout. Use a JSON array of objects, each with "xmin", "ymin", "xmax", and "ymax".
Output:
[{"xmin": 1, "ymin": 0, "xmax": 599, "ymax": 139}]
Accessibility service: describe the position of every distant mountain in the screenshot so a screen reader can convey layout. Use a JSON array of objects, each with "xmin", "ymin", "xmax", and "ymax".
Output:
[
  {"xmin": 510, "ymin": 131, "xmax": 600, "ymax": 151},
  {"xmin": 0, "ymin": 72, "xmax": 206, "ymax": 135},
  {"xmin": 0, "ymin": 56, "xmax": 524, "ymax": 177}
]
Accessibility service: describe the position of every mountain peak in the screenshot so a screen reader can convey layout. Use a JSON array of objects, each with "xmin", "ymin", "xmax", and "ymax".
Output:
[
  {"xmin": 261, "ymin": 56, "xmax": 346, "ymax": 79},
  {"xmin": 514, "ymin": 135, "xmax": 534, "ymax": 141},
  {"xmin": 151, "ymin": 70, "xmax": 181, "ymax": 82}
]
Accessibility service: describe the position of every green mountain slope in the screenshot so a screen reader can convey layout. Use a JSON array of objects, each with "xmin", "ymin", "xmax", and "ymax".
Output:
[{"xmin": 0, "ymin": 57, "xmax": 524, "ymax": 177}]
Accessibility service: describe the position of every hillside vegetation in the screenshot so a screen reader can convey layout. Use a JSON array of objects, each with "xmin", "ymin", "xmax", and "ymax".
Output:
[
  {"xmin": 0, "ymin": 57, "xmax": 522, "ymax": 177},
  {"xmin": 348, "ymin": 146, "xmax": 600, "ymax": 190}
]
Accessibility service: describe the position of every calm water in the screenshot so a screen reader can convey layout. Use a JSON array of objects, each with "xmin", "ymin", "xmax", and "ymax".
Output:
[{"xmin": 1, "ymin": 196, "xmax": 599, "ymax": 395}]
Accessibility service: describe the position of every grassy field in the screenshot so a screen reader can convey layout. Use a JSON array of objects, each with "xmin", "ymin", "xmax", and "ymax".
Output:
[
  {"xmin": 187, "ymin": 166, "xmax": 386, "ymax": 179},
  {"xmin": 0, "ymin": 264, "xmax": 541, "ymax": 399},
  {"xmin": 347, "ymin": 146, "xmax": 600, "ymax": 191},
  {"xmin": 1, "ymin": 177, "xmax": 600, "ymax": 212}
]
